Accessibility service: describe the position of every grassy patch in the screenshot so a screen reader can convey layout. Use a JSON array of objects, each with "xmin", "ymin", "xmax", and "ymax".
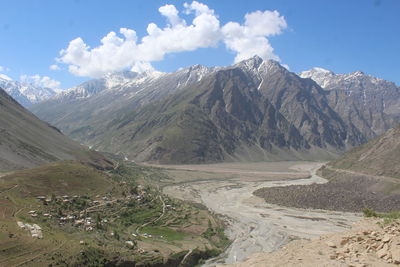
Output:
[
  {"xmin": 0, "ymin": 161, "xmax": 112, "ymax": 198},
  {"xmin": 363, "ymin": 208, "xmax": 400, "ymax": 224},
  {"xmin": 141, "ymin": 226, "xmax": 187, "ymax": 241}
]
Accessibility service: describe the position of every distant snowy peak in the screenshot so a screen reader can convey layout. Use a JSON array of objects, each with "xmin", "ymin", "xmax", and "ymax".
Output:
[
  {"xmin": 56, "ymin": 79, "xmax": 106, "ymax": 100},
  {"xmin": 0, "ymin": 76, "xmax": 56, "ymax": 107},
  {"xmin": 299, "ymin": 67, "xmax": 336, "ymax": 88},
  {"xmin": 54, "ymin": 70, "xmax": 167, "ymax": 101},
  {"xmin": 299, "ymin": 67, "xmax": 396, "ymax": 92},
  {"xmin": 234, "ymin": 55, "xmax": 264, "ymax": 71},
  {"xmin": 124, "ymin": 70, "xmax": 166, "ymax": 87},
  {"xmin": 175, "ymin": 64, "xmax": 217, "ymax": 88},
  {"xmin": 102, "ymin": 70, "xmax": 166, "ymax": 89}
]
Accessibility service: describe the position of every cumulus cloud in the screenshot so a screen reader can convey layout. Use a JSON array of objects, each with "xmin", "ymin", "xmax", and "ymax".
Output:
[
  {"xmin": 222, "ymin": 10, "xmax": 287, "ymax": 63},
  {"xmin": 159, "ymin": 4, "xmax": 185, "ymax": 27},
  {"xmin": 20, "ymin": 74, "xmax": 61, "ymax": 89},
  {"xmin": 57, "ymin": 1, "xmax": 287, "ymax": 78},
  {"xmin": 49, "ymin": 64, "xmax": 60, "ymax": 70}
]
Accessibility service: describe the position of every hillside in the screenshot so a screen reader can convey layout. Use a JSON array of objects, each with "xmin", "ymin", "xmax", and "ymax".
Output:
[
  {"xmin": 329, "ymin": 124, "xmax": 400, "ymax": 178},
  {"xmin": 0, "ymin": 161, "xmax": 228, "ymax": 266},
  {"xmin": 0, "ymin": 88, "xmax": 112, "ymax": 171}
]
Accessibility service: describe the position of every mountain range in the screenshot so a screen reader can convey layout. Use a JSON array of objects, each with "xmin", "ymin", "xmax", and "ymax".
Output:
[
  {"xmin": 29, "ymin": 56, "xmax": 400, "ymax": 163},
  {"xmin": 0, "ymin": 74, "xmax": 59, "ymax": 107},
  {"xmin": 0, "ymin": 87, "xmax": 112, "ymax": 171},
  {"xmin": 300, "ymin": 67, "xmax": 400, "ymax": 139}
]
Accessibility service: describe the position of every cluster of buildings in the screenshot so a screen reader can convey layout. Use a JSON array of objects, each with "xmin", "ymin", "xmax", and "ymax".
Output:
[{"xmin": 17, "ymin": 221, "xmax": 43, "ymax": 239}]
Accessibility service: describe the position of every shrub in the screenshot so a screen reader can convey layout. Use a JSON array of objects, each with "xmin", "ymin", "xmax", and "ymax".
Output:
[{"xmin": 362, "ymin": 208, "xmax": 378, "ymax": 217}]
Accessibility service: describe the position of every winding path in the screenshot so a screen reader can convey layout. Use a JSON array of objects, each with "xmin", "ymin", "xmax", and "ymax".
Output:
[
  {"xmin": 163, "ymin": 162, "xmax": 361, "ymax": 266},
  {"xmin": 136, "ymin": 195, "xmax": 166, "ymax": 235}
]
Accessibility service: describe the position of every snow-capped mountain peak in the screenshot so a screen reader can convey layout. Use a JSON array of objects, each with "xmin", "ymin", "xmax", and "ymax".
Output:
[
  {"xmin": 300, "ymin": 67, "xmax": 337, "ymax": 88},
  {"xmin": 311, "ymin": 67, "xmax": 332, "ymax": 74},
  {"xmin": 300, "ymin": 67, "xmax": 397, "ymax": 93},
  {"xmin": 0, "ymin": 75, "xmax": 57, "ymax": 107},
  {"xmin": 53, "ymin": 70, "xmax": 169, "ymax": 101}
]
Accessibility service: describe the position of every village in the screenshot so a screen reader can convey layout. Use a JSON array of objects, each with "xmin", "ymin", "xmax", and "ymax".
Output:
[{"xmin": 21, "ymin": 184, "xmax": 176, "ymax": 247}]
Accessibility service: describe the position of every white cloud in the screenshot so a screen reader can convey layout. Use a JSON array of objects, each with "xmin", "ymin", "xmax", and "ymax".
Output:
[
  {"xmin": 159, "ymin": 4, "xmax": 185, "ymax": 27},
  {"xmin": 49, "ymin": 64, "xmax": 60, "ymax": 70},
  {"xmin": 57, "ymin": 1, "xmax": 287, "ymax": 78},
  {"xmin": 131, "ymin": 61, "xmax": 154, "ymax": 73},
  {"xmin": 20, "ymin": 74, "xmax": 61, "ymax": 89},
  {"xmin": 0, "ymin": 65, "xmax": 10, "ymax": 72},
  {"xmin": 222, "ymin": 10, "xmax": 287, "ymax": 63}
]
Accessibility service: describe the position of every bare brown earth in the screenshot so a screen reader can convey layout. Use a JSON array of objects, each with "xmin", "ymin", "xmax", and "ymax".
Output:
[
  {"xmin": 223, "ymin": 218, "xmax": 400, "ymax": 267},
  {"xmin": 147, "ymin": 161, "xmax": 311, "ymax": 182},
  {"xmin": 254, "ymin": 166, "xmax": 400, "ymax": 212}
]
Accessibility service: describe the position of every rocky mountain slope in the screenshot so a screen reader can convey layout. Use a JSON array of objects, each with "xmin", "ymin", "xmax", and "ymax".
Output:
[
  {"xmin": 30, "ymin": 57, "xmax": 400, "ymax": 163},
  {"xmin": 328, "ymin": 124, "xmax": 400, "ymax": 178},
  {"xmin": 0, "ymin": 75, "xmax": 57, "ymax": 107},
  {"xmin": 30, "ymin": 65, "xmax": 215, "ymax": 140},
  {"xmin": 300, "ymin": 68, "xmax": 400, "ymax": 139},
  {"xmin": 0, "ymin": 88, "xmax": 112, "ymax": 171}
]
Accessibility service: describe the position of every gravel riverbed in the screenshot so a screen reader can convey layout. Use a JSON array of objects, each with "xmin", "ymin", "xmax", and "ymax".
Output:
[{"xmin": 163, "ymin": 162, "xmax": 361, "ymax": 266}]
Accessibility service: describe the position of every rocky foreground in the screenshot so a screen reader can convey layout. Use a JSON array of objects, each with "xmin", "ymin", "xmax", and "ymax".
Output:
[{"xmin": 223, "ymin": 218, "xmax": 400, "ymax": 266}]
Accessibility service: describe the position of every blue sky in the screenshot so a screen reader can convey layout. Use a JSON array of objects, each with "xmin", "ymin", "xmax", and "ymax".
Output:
[{"xmin": 0, "ymin": 0, "xmax": 399, "ymax": 89}]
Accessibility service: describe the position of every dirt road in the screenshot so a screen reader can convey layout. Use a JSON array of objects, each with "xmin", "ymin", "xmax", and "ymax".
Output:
[{"xmin": 163, "ymin": 162, "xmax": 361, "ymax": 265}]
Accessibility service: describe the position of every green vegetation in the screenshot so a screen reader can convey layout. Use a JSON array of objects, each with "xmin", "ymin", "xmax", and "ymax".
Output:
[
  {"xmin": 141, "ymin": 226, "xmax": 187, "ymax": 241},
  {"xmin": 363, "ymin": 208, "xmax": 400, "ymax": 224},
  {"xmin": 362, "ymin": 208, "xmax": 379, "ymax": 218},
  {"xmin": 202, "ymin": 219, "xmax": 231, "ymax": 249},
  {"xmin": 62, "ymin": 247, "xmax": 112, "ymax": 267}
]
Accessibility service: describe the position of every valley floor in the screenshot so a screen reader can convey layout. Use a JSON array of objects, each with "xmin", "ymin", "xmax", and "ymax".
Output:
[{"xmin": 161, "ymin": 161, "xmax": 361, "ymax": 265}]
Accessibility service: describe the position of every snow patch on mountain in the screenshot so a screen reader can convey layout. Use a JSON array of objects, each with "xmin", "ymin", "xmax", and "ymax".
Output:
[{"xmin": 0, "ymin": 74, "xmax": 12, "ymax": 81}]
